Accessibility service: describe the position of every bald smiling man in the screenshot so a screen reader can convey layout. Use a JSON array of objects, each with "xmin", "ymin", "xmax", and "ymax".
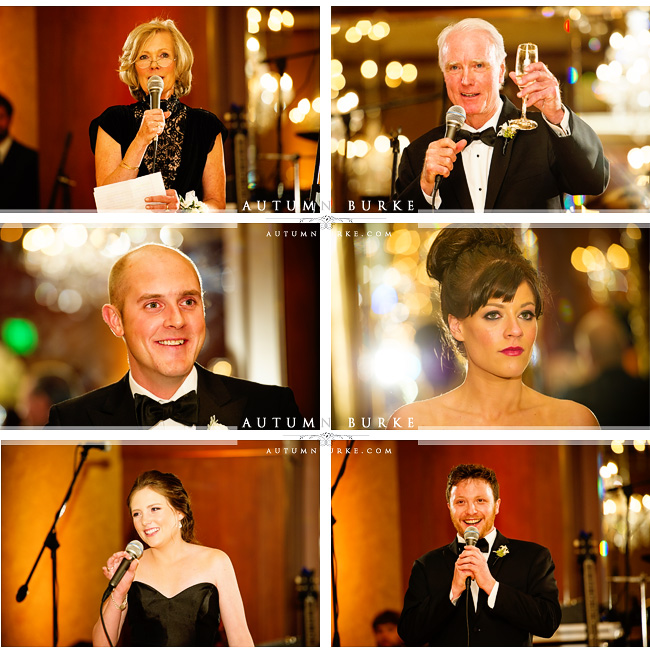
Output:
[{"xmin": 47, "ymin": 244, "xmax": 309, "ymax": 430}]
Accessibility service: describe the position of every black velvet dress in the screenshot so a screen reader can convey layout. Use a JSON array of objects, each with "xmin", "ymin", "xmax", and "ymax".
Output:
[
  {"xmin": 126, "ymin": 581, "xmax": 221, "ymax": 646},
  {"xmin": 89, "ymin": 96, "xmax": 228, "ymax": 201}
]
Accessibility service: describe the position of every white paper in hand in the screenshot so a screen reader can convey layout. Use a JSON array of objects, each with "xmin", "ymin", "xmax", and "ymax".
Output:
[{"xmin": 93, "ymin": 172, "xmax": 166, "ymax": 212}]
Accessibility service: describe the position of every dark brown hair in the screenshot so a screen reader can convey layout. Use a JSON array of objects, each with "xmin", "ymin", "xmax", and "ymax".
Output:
[
  {"xmin": 446, "ymin": 464, "xmax": 500, "ymax": 502},
  {"xmin": 372, "ymin": 610, "xmax": 400, "ymax": 629},
  {"xmin": 127, "ymin": 470, "xmax": 198, "ymax": 543},
  {"xmin": 427, "ymin": 227, "xmax": 545, "ymax": 356}
]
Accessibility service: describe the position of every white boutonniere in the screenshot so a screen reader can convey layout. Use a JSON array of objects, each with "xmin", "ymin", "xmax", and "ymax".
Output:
[
  {"xmin": 208, "ymin": 415, "xmax": 228, "ymax": 430},
  {"xmin": 495, "ymin": 545, "xmax": 510, "ymax": 558},
  {"xmin": 497, "ymin": 122, "xmax": 520, "ymax": 154},
  {"xmin": 180, "ymin": 190, "xmax": 209, "ymax": 213}
]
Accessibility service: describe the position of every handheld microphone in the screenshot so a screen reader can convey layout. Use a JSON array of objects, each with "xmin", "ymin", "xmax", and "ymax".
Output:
[
  {"xmin": 147, "ymin": 75, "xmax": 164, "ymax": 111},
  {"xmin": 101, "ymin": 540, "xmax": 144, "ymax": 602},
  {"xmin": 463, "ymin": 526, "xmax": 480, "ymax": 591},
  {"xmin": 432, "ymin": 104, "xmax": 466, "ymax": 205},
  {"xmin": 147, "ymin": 75, "xmax": 165, "ymax": 171}
]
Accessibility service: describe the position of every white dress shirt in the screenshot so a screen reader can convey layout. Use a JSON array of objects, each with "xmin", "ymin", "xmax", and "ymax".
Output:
[
  {"xmin": 451, "ymin": 527, "xmax": 500, "ymax": 610},
  {"xmin": 129, "ymin": 366, "xmax": 198, "ymax": 429},
  {"xmin": 0, "ymin": 135, "xmax": 13, "ymax": 164},
  {"xmin": 425, "ymin": 102, "xmax": 571, "ymax": 211}
]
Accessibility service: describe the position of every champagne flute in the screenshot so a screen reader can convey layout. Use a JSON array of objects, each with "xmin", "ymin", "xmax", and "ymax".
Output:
[{"xmin": 509, "ymin": 43, "xmax": 538, "ymax": 130}]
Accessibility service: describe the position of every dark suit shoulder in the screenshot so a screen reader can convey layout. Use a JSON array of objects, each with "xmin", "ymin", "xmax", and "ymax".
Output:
[
  {"xmin": 47, "ymin": 377, "xmax": 129, "ymax": 427},
  {"xmin": 416, "ymin": 543, "xmax": 455, "ymax": 567},
  {"xmin": 501, "ymin": 537, "xmax": 550, "ymax": 556},
  {"xmin": 10, "ymin": 140, "xmax": 38, "ymax": 158},
  {"xmin": 221, "ymin": 374, "xmax": 285, "ymax": 392},
  {"xmin": 201, "ymin": 368, "xmax": 292, "ymax": 398},
  {"xmin": 196, "ymin": 366, "xmax": 309, "ymax": 429},
  {"xmin": 404, "ymin": 125, "xmax": 445, "ymax": 156}
]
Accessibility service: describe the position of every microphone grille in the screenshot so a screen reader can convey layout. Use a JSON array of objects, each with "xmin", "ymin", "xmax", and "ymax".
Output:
[
  {"xmin": 147, "ymin": 75, "xmax": 164, "ymax": 92},
  {"xmin": 446, "ymin": 104, "xmax": 466, "ymax": 127},
  {"xmin": 463, "ymin": 526, "xmax": 480, "ymax": 545},
  {"xmin": 126, "ymin": 539, "xmax": 144, "ymax": 559}
]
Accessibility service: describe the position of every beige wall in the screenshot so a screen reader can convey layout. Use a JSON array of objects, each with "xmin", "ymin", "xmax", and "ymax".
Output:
[{"xmin": 1, "ymin": 444, "xmax": 123, "ymax": 646}]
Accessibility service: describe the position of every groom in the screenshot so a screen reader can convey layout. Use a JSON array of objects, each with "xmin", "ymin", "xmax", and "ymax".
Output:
[
  {"xmin": 47, "ymin": 244, "xmax": 307, "ymax": 429},
  {"xmin": 399, "ymin": 464, "xmax": 561, "ymax": 646}
]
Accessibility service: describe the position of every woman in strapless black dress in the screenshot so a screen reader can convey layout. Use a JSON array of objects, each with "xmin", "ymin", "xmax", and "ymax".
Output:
[
  {"xmin": 91, "ymin": 18, "xmax": 227, "ymax": 212},
  {"xmin": 92, "ymin": 470, "xmax": 253, "ymax": 647}
]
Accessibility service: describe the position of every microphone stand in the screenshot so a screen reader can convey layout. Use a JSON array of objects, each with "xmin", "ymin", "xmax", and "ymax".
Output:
[
  {"xmin": 606, "ymin": 479, "xmax": 650, "ymax": 642},
  {"xmin": 389, "ymin": 128, "xmax": 401, "ymax": 200},
  {"xmin": 16, "ymin": 445, "xmax": 95, "ymax": 646},
  {"xmin": 308, "ymin": 137, "xmax": 320, "ymax": 210},
  {"xmin": 47, "ymin": 132, "xmax": 76, "ymax": 210},
  {"xmin": 331, "ymin": 440, "xmax": 355, "ymax": 647},
  {"xmin": 262, "ymin": 48, "xmax": 319, "ymax": 201}
]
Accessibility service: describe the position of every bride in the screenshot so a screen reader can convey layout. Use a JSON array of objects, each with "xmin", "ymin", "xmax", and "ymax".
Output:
[{"xmin": 389, "ymin": 227, "xmax": 598, "ymax": 428}]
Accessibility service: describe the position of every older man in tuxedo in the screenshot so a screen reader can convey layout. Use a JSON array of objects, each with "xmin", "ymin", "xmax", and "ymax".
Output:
[
  {"xmin": 0, "ymin": 94, "xmax": 40, "ymax": 210},
  {"xmin": 399, "ymin": 464, "xmax": 561, "ymax": 646},
  {"xmin": 394, "ymin": 18, "xmax": 609, "ymax": 211},
  {"xmin": 47, "ymin": 244, "xmax": 306, "ymax": 429}
]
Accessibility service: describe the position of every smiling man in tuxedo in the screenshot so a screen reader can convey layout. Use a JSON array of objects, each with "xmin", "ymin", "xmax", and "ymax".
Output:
[
  {"xmin": 47, "ymin": 243, "xmax": 306, "ymax": 429},
  {"xmin": 398, "ymin": 464, "xmax": 561, "ymax": 646},
  {"xmin": 394, "ymin": 18, "xmax": 609, "ymax": 211}
]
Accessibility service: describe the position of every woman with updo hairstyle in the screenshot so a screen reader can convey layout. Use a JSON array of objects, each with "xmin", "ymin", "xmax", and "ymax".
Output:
[
  {"xmin": 389, "ymin": 227, "xmax": 598, "ymax": 428},
  {"xmin": 90, "ymin": 18, "xmax": 227, "ymax": 211},
  {"xmin": 92, "ymin": 470, "xmax": 253, "ymax": 646}
]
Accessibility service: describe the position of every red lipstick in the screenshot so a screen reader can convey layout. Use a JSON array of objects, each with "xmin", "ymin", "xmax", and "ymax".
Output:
[{"xmin": 500, "ymin": 347, "xmax": 524, "ymax": 356}]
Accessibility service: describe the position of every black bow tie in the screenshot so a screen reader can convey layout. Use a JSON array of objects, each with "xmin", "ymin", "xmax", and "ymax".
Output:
[
  {"xmin": 134, "ymin": 391, "xmax": 199, "ymax": 428},
  {"xmin": 457, "ymin": 127, "xmax": 497, "ymax": 147},
  {"xmin": 458, "ymin": 537, "xmax": 490, "ymax": 553}
]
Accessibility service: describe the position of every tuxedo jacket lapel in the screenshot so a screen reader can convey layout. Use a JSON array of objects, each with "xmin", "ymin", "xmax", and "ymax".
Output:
[
  {"xmin": 484, "ymin": 99, "xmax": 519, "ymax": 210},
  {"xmin": 447, "ymin": 539, "xmax": 461, "ymax": 567},
  {"xmin": 196, "ymin": 366, "xmax": 248, "ymax": 427},
  {"xmin": 92, "ymin": 374, "xmax": 138, "ymax": 426},
  {"xmin": 489, "ymin": 530, "xmax": 510, "ymax": 577}
]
